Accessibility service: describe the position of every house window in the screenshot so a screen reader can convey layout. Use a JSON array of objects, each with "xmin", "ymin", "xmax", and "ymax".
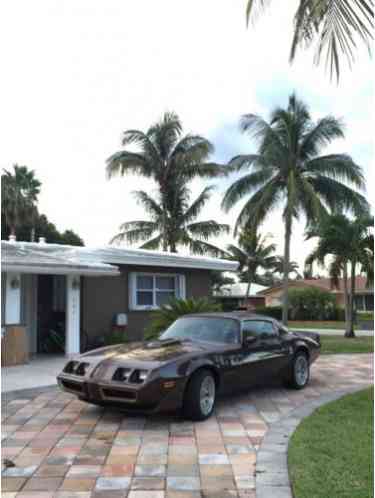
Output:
[{"xmin": 129, "ymin": 273, "xmax": 186, "ymax": 310}]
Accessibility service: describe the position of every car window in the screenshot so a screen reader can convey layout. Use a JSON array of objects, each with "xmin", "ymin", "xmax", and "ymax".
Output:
[
  {"xmin": 242, "ymin": 320, "xmax": 276, "ymax": 340},
  {"xmin": 160, "ymin": 317, "xmax": 240, "ymax": 345}
]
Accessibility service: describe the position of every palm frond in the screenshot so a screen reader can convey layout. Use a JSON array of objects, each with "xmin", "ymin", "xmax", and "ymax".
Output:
[
  {"xmin": 105, "ymin": 151, "xmax": 152, "ymax": 179},
  {"xmin": 111, "ymin": 221, "xmax": 158, "ymax": 245},
  {"xmin": 301, "ymin": 116, "xmax": 345, "ymax": 158},
  {"xmin": 221, "ymin": 168, "xmax": 276, "ymax": 212},
  {"xmin": 132, "ymin": 191, "xmax": 163, "ymax": 218},
  {"xmin": 234, "ymin": 179, "xmax": 281, "ymax": 234},
  {"xmin": 305, "ymin": 154, "xmax": 365, "ymax": 189},
  {"xmin": 187, "ymin": 220, "xmax": 230, "ymax": 239},
  {"xmin": 182, "ymin": 186, "xmax": 214, "ymax": 224}
]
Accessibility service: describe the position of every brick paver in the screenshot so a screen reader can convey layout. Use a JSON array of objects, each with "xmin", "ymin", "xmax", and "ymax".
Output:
[{"xmin": 1, "ymin": 354, "xmax": 372, "ymax": 497}]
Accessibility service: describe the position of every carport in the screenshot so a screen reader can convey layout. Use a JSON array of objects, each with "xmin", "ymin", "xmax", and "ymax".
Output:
[{"xmin": 1, "ymin": 239, "xmax": 120, "ymax": 363}]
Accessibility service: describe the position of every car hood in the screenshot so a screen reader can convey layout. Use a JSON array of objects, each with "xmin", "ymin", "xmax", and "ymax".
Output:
[{"xmin": 80, "ymin": 339, "xmax": 215, "ymax": 369}]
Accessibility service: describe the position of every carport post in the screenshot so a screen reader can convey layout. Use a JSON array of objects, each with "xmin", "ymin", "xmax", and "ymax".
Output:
[
  {"xmin": 5, "ymin": 272, "xmax": 21, "ymax": 324},
  {"xmin": 65, "ymin": 275, "xmax": 81, "ymax": 356}
]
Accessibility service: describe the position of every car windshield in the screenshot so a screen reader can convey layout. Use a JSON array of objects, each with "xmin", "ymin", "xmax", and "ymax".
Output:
[{"xmin": 159, "ymin": 316, "xmax": 240, "ymax": 345}]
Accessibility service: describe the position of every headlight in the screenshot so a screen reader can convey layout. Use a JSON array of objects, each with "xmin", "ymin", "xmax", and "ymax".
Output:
[
  {"xmin": 113, "ymin": 367, "xmax": 132, "ymax": 382},
  {"xmin": 130, "ymin": 369, "xmax": 149, "ymax": 383},
  {"xmin": 63, "ymin": 360, "xmax": 79, "ymax": 374}
]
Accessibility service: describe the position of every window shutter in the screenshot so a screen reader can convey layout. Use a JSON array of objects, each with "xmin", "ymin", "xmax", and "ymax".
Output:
[
  {"xmin": 128, "ymin": 272, "xmax": 137, "ymax": 310},
  {"xmin": 178, "ymin": 274, "xmax": 186, "ymax": 299}
]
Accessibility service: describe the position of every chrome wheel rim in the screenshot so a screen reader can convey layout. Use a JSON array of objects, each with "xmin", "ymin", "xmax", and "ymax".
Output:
[
  {"xmin": 200, "ymin": 376, "xmax": 215, "ymax": 416},
  {"xmin": 295, "ymin": 356, "xmax": 309, "ymax": 386}
]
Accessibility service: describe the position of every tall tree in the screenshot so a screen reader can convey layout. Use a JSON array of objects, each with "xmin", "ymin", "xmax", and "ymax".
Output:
[
  {"xmin": 306, "ymin": 212, "xmax": 373, "ymax": 337},
  {"xmin": 226, "ymin": 230, "xmax": 277, "ymax": 299},
  {"xmin": 246, "ymin": 0, "xmax": 374, "ymax": 81},
  {"xmin": 222, "ymin": 93, "xmax": 367, "ymax": 324},
  {"xmin": 111, "ymin": 185, "xmax": 229, "ymax": 256},
  {"xmin": 1, "ymin": 165, "xmax": 41, "ymax": 237},
  {"xmin": 107, "ymin": 112, "xmax": 223, "ymax": 251}
]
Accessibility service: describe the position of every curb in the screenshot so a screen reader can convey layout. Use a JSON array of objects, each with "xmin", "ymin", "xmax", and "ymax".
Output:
[{"xmin": 255, "ymin": 385, "xmax": 371, "ymax": 498}]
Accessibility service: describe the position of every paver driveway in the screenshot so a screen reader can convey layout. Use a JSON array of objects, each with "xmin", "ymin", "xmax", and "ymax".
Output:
[{"xmin": 2, "ymin": 354, "xmax": 373, "ymax": 498}]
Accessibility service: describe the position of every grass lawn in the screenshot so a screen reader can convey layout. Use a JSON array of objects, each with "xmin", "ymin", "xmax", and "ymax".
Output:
[
  {"xmin": 320, "ymin": 335, "xmax": 374, "ymax": 354},
  {"xmin": 290, "ymin": 320, "xmax": 357, "ymax": 330},
  {"xmin": 289, "ymin": 388, "xmax": 373, "ymax": 498}
]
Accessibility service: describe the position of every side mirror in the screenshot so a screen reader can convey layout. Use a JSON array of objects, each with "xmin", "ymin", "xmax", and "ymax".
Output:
[{"xmin": 244, "ymin": 335, "xmax": 257, "ymax": 347}]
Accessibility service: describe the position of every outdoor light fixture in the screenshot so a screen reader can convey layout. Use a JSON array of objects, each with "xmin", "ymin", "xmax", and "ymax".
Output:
[
  {"xmin": 72, "ymin": 278, "xmax": 80, "ymax": 290},
  {"xmin": 10, "ymin": 277, "xmax": 20, "ymax": 289}
]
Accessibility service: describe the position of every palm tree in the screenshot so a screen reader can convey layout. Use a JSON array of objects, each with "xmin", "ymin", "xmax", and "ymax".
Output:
[
  {"xmin": 226, "ymin": 230, "xmax": 277, "ymax": 299},
  {"xmin": 107, "ymin": 112, "xmax": 223, "ymax": 251},
  {"xmin": 222, "ymin": 94, "xmax": 368, "ymax": 324},
  {"xmin": 246, "ymin": 0, "xmax": 374, "ymax": 81},
  {"xmin": 273, "ymin": 257, "xmax": 302, "ymax": 279},
  {"xmin": 111, "ymin": 185, "xmax": 229, "ymax": 256},
  {"xmin": 1, "ymin": 165, "xmax": 41, "ymax": 238},
  {"xmin": 306, "ymin": 212, "xmax": 373, "ymax": 337}
]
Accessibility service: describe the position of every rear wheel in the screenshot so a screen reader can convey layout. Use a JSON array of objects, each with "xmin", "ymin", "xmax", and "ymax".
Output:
[
  {"xmin": 183, "ymin": 369, "xmax": 216, "ymax": 421},
  {"xmin": 285, "ymin": 351, "xmax": 310, "ymax": 389}
]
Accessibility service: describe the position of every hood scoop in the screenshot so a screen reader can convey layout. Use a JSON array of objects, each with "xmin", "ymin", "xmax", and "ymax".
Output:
[{"xmin": 146, "ymin": 338, "xmax": 184, "ymax": 349}]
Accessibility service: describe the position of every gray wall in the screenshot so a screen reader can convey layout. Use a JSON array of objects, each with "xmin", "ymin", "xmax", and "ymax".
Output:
[{"xmin": 82, "ymin": 265, "xmax": 212, "ymax": 342}]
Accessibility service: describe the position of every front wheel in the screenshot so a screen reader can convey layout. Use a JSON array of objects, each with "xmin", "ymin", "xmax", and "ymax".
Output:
[
  {"xmin": 285, "ymin": 352, "xmax": 310, "ymax": 389},
  {"xmin": 183, "ymin": 369, "xmax": 216, "ymax": 421}
]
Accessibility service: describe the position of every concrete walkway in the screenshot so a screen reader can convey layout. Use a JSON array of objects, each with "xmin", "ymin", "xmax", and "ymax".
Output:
[
  {"xmin": 1, "ymin": 355, "xmax": 67, "ymax": 393},
  {"xmin": 290, "ymin": 327, "xmax": 373, "ymax": 336},
  {"xmin": 1, "ymin": 354, "xmax": 372, "ymax": 498}
]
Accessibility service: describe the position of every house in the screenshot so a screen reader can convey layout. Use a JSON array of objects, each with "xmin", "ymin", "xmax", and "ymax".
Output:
[
  {"xmin": 214, "ymin": 282, "xmax": 266, "ymax": 310},
  {"xmin": 257, "ymin": 277, "xmax": 374, "ymax": 311},
  {"xmin": 1, "ymin": 238, "xmax": 238, "ymax": 361}
]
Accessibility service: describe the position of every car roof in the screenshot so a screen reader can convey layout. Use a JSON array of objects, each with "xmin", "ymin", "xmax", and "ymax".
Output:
[{"xmin": 182, "ymin": 311, "xmax": 278, "ymax": 323}]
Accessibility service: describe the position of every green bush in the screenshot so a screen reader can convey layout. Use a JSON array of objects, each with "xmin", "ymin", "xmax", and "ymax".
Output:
[
  {"xmin": 255, "ymin": 306, "xmax": 283, "ymax": 320},
  {"xmin": 357, "ymin": 311, "xmax": 374, "ymax": 321},
  {"xmin": 145, "ymin": 298, "xmax": 222, "ymax": 340},
  {"xmin": 104, "ymin": 329, "xmax": 128, "ymax": 346},
  {"xmin": 288, "ymin": 287, "xmax": 336, "ymax": 320}
]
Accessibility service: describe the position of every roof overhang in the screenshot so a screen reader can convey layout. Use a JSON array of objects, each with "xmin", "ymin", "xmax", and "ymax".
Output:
[
  {"xmin": 1, "ymin": 240, "xmax": 238, "ymax": 274},
  {"xmin": 3, "ymin": 263, "xmax": 120, "ymax": 277}
]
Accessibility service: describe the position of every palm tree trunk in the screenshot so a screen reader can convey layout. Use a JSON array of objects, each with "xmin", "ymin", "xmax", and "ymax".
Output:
[
  {"xmin": 345, "ymin": 260, "xmax": 356, "ymax": 338},
  {"xmin": 245, "ymin": 273, "xmax": 251, "ymax": 308},
  {"xmin": 282, "ymin": 214, "xmax": 292, "ymax": 325},
  {"xmin": 343, "ymin": 262, "xmax": 350, "ymax": 336}
]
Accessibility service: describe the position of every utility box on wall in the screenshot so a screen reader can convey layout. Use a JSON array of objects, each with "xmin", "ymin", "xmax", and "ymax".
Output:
[{"xmin": 115, "ymin": 313, "xmax": 128, "ymax": 327}]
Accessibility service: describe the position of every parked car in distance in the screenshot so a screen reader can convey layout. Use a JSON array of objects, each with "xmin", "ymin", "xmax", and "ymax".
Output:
[{"xmin": 57, "ymin": 312, "xmax": 321, "ymax": 420}]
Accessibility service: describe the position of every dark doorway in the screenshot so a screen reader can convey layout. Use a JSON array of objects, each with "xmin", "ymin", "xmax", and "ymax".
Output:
[{"xmin": 37, "ymin": 275, "xmax": 66, "ymax": 353}]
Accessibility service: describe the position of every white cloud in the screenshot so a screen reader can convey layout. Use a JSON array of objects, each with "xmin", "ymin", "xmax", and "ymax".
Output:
[{"xmin": 0, "ymin": 0, "xmax": 372, "ymax": 273}]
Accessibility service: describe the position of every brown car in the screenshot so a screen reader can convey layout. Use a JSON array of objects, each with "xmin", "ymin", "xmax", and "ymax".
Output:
[{"xmin": 57, "ymin": 312, "xmax": 320, "ymax": 420}]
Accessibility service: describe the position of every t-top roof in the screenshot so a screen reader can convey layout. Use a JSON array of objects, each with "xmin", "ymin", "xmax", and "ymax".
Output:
[{"xmin": 1, "ymin": 240, "xmax": 238, "ymax": 275}]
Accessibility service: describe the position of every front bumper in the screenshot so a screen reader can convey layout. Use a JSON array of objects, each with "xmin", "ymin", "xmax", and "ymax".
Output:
[{"xmin": 57, "ymin": 373, "xmax": 185, "ymax": 414}]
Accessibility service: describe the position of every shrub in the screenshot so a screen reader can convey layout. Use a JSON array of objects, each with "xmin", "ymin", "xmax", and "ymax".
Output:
[
  {"xmin": 288, "ymin": 287, "xmax": 336, "ymax": 320},
  {"xmin": 255, "ymin": 306, "xmax": 283, "ymax": 320},
  {"xmin": 145, "ymin": 298, "xmax": 222, "ymax": 340},
  {"xmin": 104, "ymin": 329, "xmax": 128, "ymax": 346}
]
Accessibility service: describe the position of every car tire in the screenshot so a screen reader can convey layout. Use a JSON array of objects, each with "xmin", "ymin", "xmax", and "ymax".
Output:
[
  {"xmin": 285, "ymin": 351, "xmax": 310, "ymax": 389},
  {"xmin": 183, "ymin": 369, "xmax": 216, "ymax": 421}
]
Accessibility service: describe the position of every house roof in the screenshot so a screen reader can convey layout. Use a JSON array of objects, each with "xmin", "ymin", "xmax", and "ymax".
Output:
[
  {"xmin": 1, "ymin": 240, "xmax": 238, "ymax": 275},
  {"xmin": 257, "ymin": 276, "xmax": 373, "ymax": 295},
  {"xmin": 214, "ymin": 282, "xmax": 267, "ymax": 298}
]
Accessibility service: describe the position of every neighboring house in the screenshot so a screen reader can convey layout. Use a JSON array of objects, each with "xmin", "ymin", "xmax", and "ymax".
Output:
[
  {"xmin": 214, "ymin": 282, "xmax": 266, "ymax": 310},
  {"xmin": 1, "ymin": 238, "xmax": 237, "ymax": 359},
  {"xmin": 257, "ymin": 277, "xmax": 374, "ymax": 311}
]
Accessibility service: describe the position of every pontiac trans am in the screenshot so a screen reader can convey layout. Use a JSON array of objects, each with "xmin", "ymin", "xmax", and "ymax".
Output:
[{"xmin": 57, "ymin": 312, "xmax": 320, "ymax": 420}]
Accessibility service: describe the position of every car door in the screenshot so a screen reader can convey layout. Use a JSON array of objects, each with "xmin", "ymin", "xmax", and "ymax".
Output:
[{"xmin": 240, "ymin": 319, "xmax": 289, "ymax": 386}]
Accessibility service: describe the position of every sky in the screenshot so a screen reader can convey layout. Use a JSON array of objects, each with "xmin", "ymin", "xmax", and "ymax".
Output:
[{"xmin": 0, "ymin": 0, "xmax": 373, "ymax": 274}]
